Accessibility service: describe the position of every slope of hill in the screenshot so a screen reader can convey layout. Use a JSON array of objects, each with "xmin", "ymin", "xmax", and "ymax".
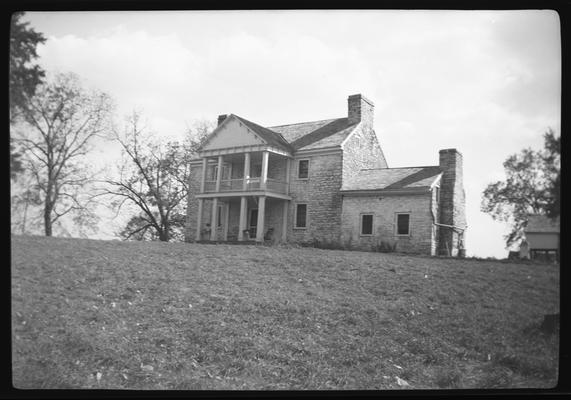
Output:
[{"xmin": 11, "ymin": 235, "xmax": 559, "ymax": 389}]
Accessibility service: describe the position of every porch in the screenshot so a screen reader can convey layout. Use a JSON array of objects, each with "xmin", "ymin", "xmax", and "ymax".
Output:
[
  {"xmin": 195, "ymin": 196, "xmax": 289, "ymax": 243},
  {"xmin": 197, "ymin": 150, "xmax": 292, "ymax": 197}
]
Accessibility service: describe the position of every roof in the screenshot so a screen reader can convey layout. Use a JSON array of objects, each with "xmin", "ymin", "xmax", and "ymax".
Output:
[
  {"xmin": 269, "ymin": 118, "xmax": 357, "ymax": 150},
  {"xmin": 199, "ymin": 112, "xmax": 363, "ymax": 155},
  {"xmin": 525, "ymin": 215, "xmax": 560, "ymax": 233},
  {"xmin": 232, "ymin": 115, "xmax": 294, "ymax": 153},
  {"xmin": 341, "ymin": 166, "xmax": 442, "ymax": 192},
  {"xmin": 269, "ymin": 118, "xmax": 338, "ymax": 143}
]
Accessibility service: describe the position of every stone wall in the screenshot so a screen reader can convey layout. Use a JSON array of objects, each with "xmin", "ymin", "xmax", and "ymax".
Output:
[
  {"xmin": 430, "ymin": 184, "xmax": 440, "ymax": 256},
  {"xmin": 342, "ymin": 124, "xmax": 388, "ymax": 185},
  {"xmin": 438, "ymin": 149, "xmax": 467, "ymax": 256},
  {"xmin": 287, "ymin": 152, "xmax": 344, "ymax": 244},
  {"xmin": 340, "ymin": 193, "xmax": 434, "ymax": 254}
]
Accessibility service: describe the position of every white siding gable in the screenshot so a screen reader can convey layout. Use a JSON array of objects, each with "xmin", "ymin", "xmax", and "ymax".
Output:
[{"xmin": 201, "ymin": 117, "xmax": 266, "ymax": 151}]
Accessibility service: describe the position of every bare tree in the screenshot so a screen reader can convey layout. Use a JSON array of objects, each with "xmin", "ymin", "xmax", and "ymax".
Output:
[
  {"xmin": 14, "ymin": 72, "xmax": 114, "ymax": 236},
  {"xmin": 98, "ymin": 112, "xmax": 211, "ymax": 242}
]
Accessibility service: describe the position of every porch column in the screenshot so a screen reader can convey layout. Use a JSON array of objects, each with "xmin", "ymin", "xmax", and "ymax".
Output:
[
  {"xmin": 195, "ymin": 198, "xmax": 204, "ymax": 241},
  {"xmin": 210, "ymin": 198, "xmax": 218, "ymax": 241},
  {"xmin": 261, "ymin": 151, "xmax": 269, "ymax": 190},
  {"xmin": 256, "ymin": 196, "xmax": 266, "ymax": 242},
  {"xmin": 281, "ymin": 200, "xmax": 288, "ymax": 242},
  {"xmin": 200, "ymin": 157, "xmax": 208, "ymax": 193},
  {"xmin": 238, "ymin": 196, "xmax": 248, "ymax": 241},
  {"xmin": 215, "ymin": 155, "xmax": 224, "ymax": 192},
  {"xmin": 243, "ymin": 152, "xmax": 251, "ymax": 191}
]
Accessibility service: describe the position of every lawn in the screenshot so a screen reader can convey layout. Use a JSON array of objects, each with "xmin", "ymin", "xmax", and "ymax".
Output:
[{"xmin": 11, "ymin": 235, "xmax": 559, "ymax": 389}]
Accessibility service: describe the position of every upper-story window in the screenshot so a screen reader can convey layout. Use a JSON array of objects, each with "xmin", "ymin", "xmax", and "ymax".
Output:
[
  {"xmin": 250, "ymin": 163, "xmax": 262, "ymax": 178},
  {"xmin": 297, "ymin": 159, "xmax": 309, "ymax": 179},
  {"xmin": 212, "ymin": 163, "xmax": 232, "ymax": 180},
  {"xmin": 435, "ymin": 186, "xmax": 440, "ymax": 204}
]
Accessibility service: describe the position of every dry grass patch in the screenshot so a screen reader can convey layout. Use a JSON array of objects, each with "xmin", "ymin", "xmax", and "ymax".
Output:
[{"xmin": 11, "ymin": 235, "xmax": 559, "ymax": 389}]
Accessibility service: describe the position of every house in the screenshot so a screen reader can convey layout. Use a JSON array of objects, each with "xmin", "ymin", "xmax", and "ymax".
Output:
[
  {"xmin": 519, "ymin": 214, "xmax": 560, "ymax": 261},
  {"xmin": 185, "ymin": 94, "xmax": 467, "ymax": 256}
]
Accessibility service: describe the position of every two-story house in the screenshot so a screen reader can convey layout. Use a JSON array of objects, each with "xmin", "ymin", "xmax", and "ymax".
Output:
[{"xmin": 185, "ymin": 94, "xmax": 467, "ymax": 256}]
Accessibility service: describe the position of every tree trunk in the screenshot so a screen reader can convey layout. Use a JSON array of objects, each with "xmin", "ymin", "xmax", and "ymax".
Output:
[
  {"xmin": 44, "ymin": 207, "xmax": 52, "ymax": 236},
  {"xmin": 158, "ymin": 230, "xmax": 170, "ymax": 242}
]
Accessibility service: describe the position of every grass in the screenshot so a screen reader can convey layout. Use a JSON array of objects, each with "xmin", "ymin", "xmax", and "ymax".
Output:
[{"xmin": 11, "ymin": 235, "xmax": 560, "ymax": 390}]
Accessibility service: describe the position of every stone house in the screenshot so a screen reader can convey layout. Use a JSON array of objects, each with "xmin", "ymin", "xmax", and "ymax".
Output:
[{"xmin": 185, "ymin": 94, "xmax": 467, "ymax": 255}]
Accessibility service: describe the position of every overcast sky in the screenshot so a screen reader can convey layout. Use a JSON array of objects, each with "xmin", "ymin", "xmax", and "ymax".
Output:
[{"xmin": 22, "ymin": 10, "xmax": 561, "ymax": 257}]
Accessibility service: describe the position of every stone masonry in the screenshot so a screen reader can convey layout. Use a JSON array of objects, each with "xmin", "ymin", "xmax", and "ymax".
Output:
[
  {"xmin": 288, "ymin": 152, "xmax": 344, "ymax": 244},
  {"xmin": 437, "ymin": 149, "xmax": 466, "ymax": 256},
  {"xmin": 341, "ymin": 194, "xmax": 434, "ymax": 254}
]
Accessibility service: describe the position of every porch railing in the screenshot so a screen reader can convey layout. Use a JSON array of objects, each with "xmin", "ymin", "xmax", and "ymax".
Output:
[{"xmin": 203, "ymin": 178, "xmax": 288, "ymax": 195}]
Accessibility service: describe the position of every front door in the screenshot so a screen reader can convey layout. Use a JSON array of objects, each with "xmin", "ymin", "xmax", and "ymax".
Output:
[{"xmin": 248, "ymin": 208, "xmax": 258, "ymax": 239}]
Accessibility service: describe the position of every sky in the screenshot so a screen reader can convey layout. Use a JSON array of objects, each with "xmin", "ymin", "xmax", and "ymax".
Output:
[{"xmin": 21, "ymin": 10, "xmax": 561, "ymax": 257}]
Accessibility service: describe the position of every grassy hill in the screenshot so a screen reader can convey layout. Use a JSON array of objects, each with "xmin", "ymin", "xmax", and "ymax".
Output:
[{"xmin": 11, "ymin": 235, "xmax": 559, "ymax": 389}]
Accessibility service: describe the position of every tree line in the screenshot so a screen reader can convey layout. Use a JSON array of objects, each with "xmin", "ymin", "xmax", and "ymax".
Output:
[{"xmin": 10, "ymin": 12, "xmax": 211, "ymax": 242}]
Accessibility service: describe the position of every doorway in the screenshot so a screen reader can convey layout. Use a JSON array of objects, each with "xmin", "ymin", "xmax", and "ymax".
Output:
[{"xmin": 248, "ymin": 208, "xmax": 258, "ymax": 239}]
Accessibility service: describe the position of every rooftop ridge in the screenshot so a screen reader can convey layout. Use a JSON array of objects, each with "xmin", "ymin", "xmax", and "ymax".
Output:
[
  {"xmin": 360, "ymin": 165, "xmax": 440, "ymax": 171},
  {"xmin": 267, "ymin": 117, "xmax": 341, "ymax": 129}
]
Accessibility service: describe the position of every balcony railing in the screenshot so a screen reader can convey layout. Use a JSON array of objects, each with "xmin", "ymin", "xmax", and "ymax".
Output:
[{"xmin": 203, "ymin": 178, "xmax": 288, "ymax": 195}]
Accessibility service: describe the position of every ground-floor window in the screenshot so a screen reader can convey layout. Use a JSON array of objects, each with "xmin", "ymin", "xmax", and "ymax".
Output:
[
  {"xmin": 360, "ymin": 214, "xmax": 373, "ymax": 236},
  {"xmin": 396, "ymin": 213, "xmax": 410, "ymax": 236},
  {"xmin": 295, "ymin": 204, "xmax": 307, "ymax": 228}
]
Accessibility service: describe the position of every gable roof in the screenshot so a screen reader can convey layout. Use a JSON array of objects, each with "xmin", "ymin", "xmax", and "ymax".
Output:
[
  {"xmin": 269, "ymin": 118, "xmax": 338, "ymax": 143},
  {"xmin": 525, "ymin": 215, "xmax": 560, "ymax": 233},
  {"xmin": 232, "ymin": 115, "xmax": 294, "ymax": 152},
  {"xmin": 269, "ymin": 118, "xmax": 357, "ymax": 150},
  {"xmin": 200, "ymin": 112, "xmax": 369, "ymax": 154},
  {"xmin": 341, "ymin": 166, "xmax": 442, "ymax": 192}
]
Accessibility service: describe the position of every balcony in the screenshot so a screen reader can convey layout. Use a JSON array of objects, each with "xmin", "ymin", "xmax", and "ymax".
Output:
[{"xmin": 203, "ymin": 178, "xmax": 289, "ymax": 195}]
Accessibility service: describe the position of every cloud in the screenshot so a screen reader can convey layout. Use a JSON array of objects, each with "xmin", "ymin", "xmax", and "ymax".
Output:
[{"xmin": 37, "ymin": 27, "xmax": 202, "ymax": 134}]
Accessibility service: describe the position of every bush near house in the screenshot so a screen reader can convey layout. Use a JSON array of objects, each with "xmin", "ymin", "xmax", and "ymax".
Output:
[{"xmin": 12, "ymin": 235, "xmax": 559, "ymax": 389}]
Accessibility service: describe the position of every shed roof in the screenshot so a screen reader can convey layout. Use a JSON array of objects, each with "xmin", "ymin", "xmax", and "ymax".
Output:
[{"xmin": 525, "ymin": 215, "xmax": 560, "ymax": 233}]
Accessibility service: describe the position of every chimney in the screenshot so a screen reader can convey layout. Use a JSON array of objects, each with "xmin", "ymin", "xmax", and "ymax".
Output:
[
  {"xmin": 438, "ymin": 148, "xmax": 467, "ymax": 256},
  {"xmin": 348, "ymin": 94, "xmax": 374, "ymax": 126},
  {"xmin": 217, "ymin": 114, "xmax": 228, "ymax": 126}
]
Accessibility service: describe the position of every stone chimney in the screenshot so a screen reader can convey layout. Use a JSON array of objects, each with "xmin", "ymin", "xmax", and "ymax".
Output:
[
  {"xmin": 348, "ymin": 94, "xmax": 374, "ymax": 127},
  {"xmin": 438, "ymin": 148, "xmax": 467, "ymax": 256},
  {"xmin": 217, "ymin": 114, "xmax": 228, "ymax": 126}
]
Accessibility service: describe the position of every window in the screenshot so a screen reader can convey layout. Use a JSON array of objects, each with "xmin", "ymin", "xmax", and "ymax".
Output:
[
  {"xmin": 295, "ymin": 204, "xmax": 307, "ymax": 228},
  {"xmin": 213, "ymin": 163, "xmax": 232, "ymax": 180},
  {"xmin": 251, "ymin": 164, "xmax": 262, "ymax": 178},
  {"xmin": 297, "ymin": 159, "xmax": 309, "ymax": 179},
  {"xmin": 435, "ymin": 186, "xmax": 440, "ymax": 203},
  {"xmin": 361, "ymin": 214, "xmax": 373, "ymax": 236},
  {"xmin": 396, "ymin": 213, "xmax": 410, "ymax": 236}
]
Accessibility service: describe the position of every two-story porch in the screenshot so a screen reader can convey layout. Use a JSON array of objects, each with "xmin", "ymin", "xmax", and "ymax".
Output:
[{"xmin": 195, "ymin": 147, "xmax": 293, "ymax": 243}]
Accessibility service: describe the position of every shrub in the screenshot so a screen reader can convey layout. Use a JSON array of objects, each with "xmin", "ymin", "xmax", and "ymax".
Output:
[{"xmin": 375, "ymin": 240, "xmax": 397, "ymax": 253}]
